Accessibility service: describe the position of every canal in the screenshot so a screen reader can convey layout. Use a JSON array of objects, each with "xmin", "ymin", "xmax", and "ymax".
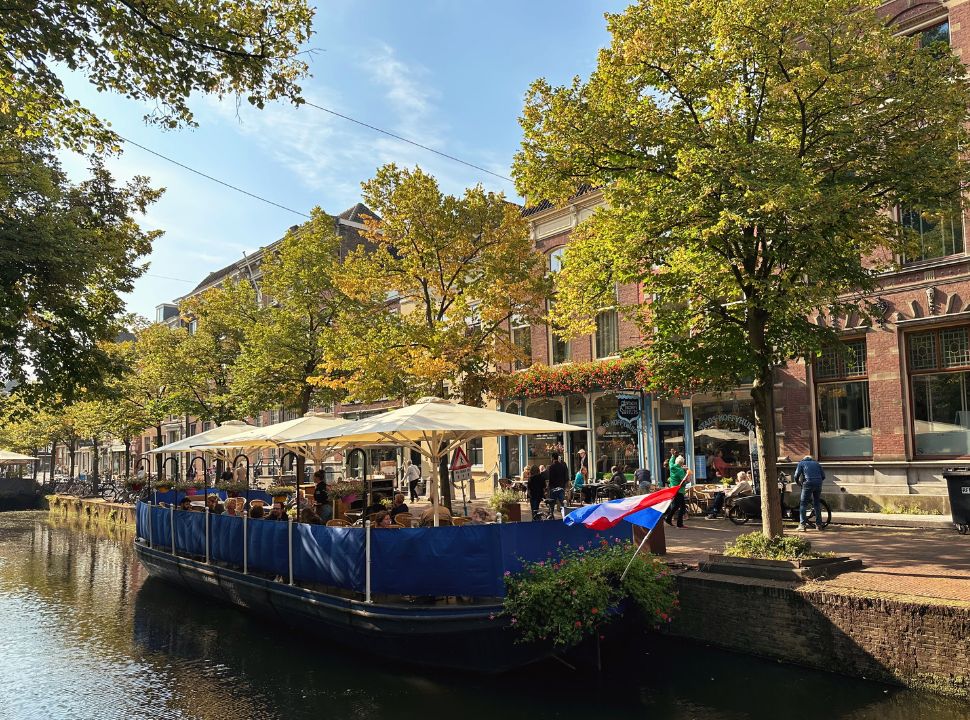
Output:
[{"xmin": 0, "ymin": 511, "xmax": 966, "ymax": 720}]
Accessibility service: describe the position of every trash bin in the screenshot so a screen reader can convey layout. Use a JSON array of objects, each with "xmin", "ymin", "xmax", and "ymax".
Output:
[{"xmin": 942, "ymin": 468, "xmax": 970, "ymax": 535}]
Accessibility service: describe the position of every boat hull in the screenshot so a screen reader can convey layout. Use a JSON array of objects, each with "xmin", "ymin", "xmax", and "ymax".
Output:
[{"xmin": 134, "ymin": 541, "xmax": 549, "ymax": 673}]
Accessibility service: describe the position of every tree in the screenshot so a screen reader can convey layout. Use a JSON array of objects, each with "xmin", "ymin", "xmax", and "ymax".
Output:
[
  {"xmin": 226, "ymin": 209, "xmax": 348, "ymax": 418},
  {"xmin": 513, "ymin": 0, "xmax": 970, "ymax": 536},
  {"xmin": 325, "ymin": 164, "xmax": 549, "ymax": 507},
  {"xmin": 0, "ymin": 397, "xmax": 61, "ymax": 484},
  {"xmin": 0, "ymin": 118, "xmax": 162, "ymax": 401},
  {"xmin": 1, "ymin": 0, "xmax": 314, "ymax": 150},
  {"xmin": 64, "ymin": 400, "xmax": 117, "ymax": 492}
]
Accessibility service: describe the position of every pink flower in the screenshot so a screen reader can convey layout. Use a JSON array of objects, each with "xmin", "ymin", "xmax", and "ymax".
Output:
[
  {"xmin": 488, "ymin": 614, "xmax": 496, "ymax": 621},
  {"xmin": 511, "ymin": 618, "xmax": 517, "ymax": 625},
  {"xmin": 503, "ymin": 571, "xmax": 511, "ymax": 577},
  {"xmin": 591, "ymin": 607, "xmax": 599, "ymax": 615},
  {"xmin": 574, "ymin": 621, "xmax": 583, "ymax": 628}
]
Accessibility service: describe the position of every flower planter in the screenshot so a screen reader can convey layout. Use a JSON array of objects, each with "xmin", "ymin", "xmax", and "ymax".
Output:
[
  {"xmin": 501, "ymin": 502, "xmax": 522, "ymax": 522},
  {"xmin": 273, "ymin": 494, "xmax": 290, "ymax": 504},
  {"xmin": 700, "ymin": 554, "xmax": 863, "ymax": 581},
  {"xmin": 155, "ymin": 485, "xmax": 172, "ymax": 494}
]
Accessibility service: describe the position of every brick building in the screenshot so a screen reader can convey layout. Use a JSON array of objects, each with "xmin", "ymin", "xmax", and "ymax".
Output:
[{"xmin": 494, "ymin": 3, "xmax": 965, "ymax": 510}]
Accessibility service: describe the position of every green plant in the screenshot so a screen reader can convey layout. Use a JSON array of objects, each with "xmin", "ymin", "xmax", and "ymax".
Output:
[
  {"xmin": 122, "ymin": 476, "xmax": 144, "ymax": 489},
  {"xmin": 502, "ymin": 539, "xmax": 678, "ymax": 648},
  {"xmin": 879, "ymin": 503, "xmax": 943, "ymax": 516},
  {"xmin": 723, "ymin": 531, "xmax": 830, "ymax": 560},
  {"xmin": 379, "ymin": 497, "xmax": 394, "ymax": 509},
  {"xmin": 266, "ymin": 484, "xmax": 296, "ymax": 497},
  {"xmin": 173, "ymin": 480, "xmax": 205, "ymax": 492},
  {"xmin": 488, "ymin": 489, "xmax": 523, "ymax": 513},
  {"xmin": 216, "ymin": 479, "xmax": 249, "ymax": 494},
  {"xmin": 329, "ymin": 480, "xmax": 364, "ymax": 499}
]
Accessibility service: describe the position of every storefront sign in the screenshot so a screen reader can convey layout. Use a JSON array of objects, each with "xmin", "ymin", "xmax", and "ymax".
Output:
[
  {"xmin": 697, "ymin": 413, "xmax": 755, "ymax": 432},
  {"xmin": 616, "ymin": 394, "xmax": 640, "ymax": 432}
]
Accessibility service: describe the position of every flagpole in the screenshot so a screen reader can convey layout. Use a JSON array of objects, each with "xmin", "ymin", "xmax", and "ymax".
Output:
[{"xmin": 620, "ymin": 521, "xmax": 658, "ymax": 582}]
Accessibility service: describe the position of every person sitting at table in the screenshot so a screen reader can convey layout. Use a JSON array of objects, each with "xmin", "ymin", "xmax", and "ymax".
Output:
[
  {"xmin": 225, "ymin": 497, "xmax": 245, "ymax": 516},
  {"xmin": 249, "ymin": 504, "xmax": 265, "ymax": 520},
  {"xmin": 419, "ymin": 504, "xmax": 453, "ymax": 527},
  {"xmin": 373, "ymin": 511, "xmax": 393, "ymax": 528},
  {"xmin": 267, "ymin": 501, "xmax": 288, "ymax": 521},
  {"xmin": 706, "ymin": 471, "xmax": 753, "ymax": 519},
  {"xmin": 572, "ymin": 468, "xmax": 585, "ymax": 504},
  {"xmin": 312, "ymin": 469, "xmax": 332, "ymax": 522},
  {"xmin": 204, "ymin": 494, "xmax": 225, "ymax": 515},
  {"xmin": 604, "ymin": 465, "xmax": 626, "ymax": 500},
  {"xmin": 178, "ymin": 496, "xmax": 193, "ymax": 512},
  {"xmin": 468, "ymin": 507, "xmax": 489, "ymax": 524},
  {"xmin": 389, "ymin": 493, "xmax": 409, "ymax": 518},
  {"xmin": 364, "ymin": 493, "xmax": 386, "ymax": 518},
  {"xmin": 299, "ymin": 505, "xmax": 322, "ymax": 524}
]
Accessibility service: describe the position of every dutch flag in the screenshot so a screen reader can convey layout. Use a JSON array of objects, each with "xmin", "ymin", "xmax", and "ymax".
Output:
[{"xmin": 563, "ymin": 482, "xmax": 685, "ymax": 531}]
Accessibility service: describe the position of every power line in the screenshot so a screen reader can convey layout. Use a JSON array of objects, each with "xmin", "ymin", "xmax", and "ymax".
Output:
[
  {"xmin": 117, "ymin": 135, "xmax": 312, "ymax": 219},
  {"xmin": 144, "ymin": 273, "xmax": 194, "ymax": 283},
  {"xmin": 302, "ymin": 100, "xmax": 515, "ymax": 184}
]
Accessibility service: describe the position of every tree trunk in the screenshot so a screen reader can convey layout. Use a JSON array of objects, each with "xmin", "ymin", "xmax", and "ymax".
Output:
[
  {"xmin": 124, "ymin": 439, "xmax": 131, "ymax": 478},
  {"xmin": 69, "ymin": 439, "xmax": 76, "ymax": 480},
  {"xmin": 155, "ymin": 425, "xmax": 164, "ymax": 481},
  {"xmin": 751, "ymin": 369, "xmax": 783, "ymax": 537}
]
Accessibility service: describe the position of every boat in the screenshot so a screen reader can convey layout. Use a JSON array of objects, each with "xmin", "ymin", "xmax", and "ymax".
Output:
[{"xmin": 134, "ymin": 501, "xmax": 626, "ymax": 673}]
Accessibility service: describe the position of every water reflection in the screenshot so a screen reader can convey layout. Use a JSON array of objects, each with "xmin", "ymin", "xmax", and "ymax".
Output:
[{"xmin": 0, "ymin": 512, "xmax": 966, "ymax": 720}]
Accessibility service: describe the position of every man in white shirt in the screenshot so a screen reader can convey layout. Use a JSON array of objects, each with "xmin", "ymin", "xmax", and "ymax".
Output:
[{"xmin": 404, "ymin": 460, "xmax": 422, "ymax": 502}]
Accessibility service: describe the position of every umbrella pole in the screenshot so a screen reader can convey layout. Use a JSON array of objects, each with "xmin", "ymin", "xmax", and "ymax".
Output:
[{"xmin": 431, "ymin": 433, "xmax": 440, "ymax": 528}]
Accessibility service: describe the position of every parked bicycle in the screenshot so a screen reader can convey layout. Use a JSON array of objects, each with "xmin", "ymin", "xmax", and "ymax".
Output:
[{"xmin": 728, "ymin": 471, "xmax": 831, "ymax": 528}]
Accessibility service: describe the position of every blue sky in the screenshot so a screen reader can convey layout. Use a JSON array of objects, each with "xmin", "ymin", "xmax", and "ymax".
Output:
[{"xmin": 60, "ymin": 0, "xmax": 624, "ymax": 319}]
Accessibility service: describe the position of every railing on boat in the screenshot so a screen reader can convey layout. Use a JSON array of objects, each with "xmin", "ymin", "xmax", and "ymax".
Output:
[{"xmin": 136, "ymin": 502, "xmax": 627, "ymax": 601}]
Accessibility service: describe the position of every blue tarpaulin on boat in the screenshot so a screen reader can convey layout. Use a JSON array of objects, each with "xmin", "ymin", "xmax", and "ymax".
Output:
[{"xmin": 136, "ymin": 502, "xmax": 630, "ymax": 597}]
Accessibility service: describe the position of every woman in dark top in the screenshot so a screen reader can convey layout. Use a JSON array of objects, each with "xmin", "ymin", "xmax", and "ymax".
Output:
[
  {"xmin": 389, "ymin": 493, "xmax": 409, "ymax": 518},
  {"xmin": 527, "ymin": 464, "xmax": 546, "ymax": 520},
  {"xmin": 312, "ymin": 468, "xmax": 332, "ymax": 522}
]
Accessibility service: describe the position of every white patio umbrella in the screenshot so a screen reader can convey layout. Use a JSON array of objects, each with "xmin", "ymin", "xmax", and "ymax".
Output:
[
  {"xmin": 192, "ymin": 412, "xmax": 354, "ymax": 464},
  {"xmin": 286, "ymin": 396, "xmax": 584, "ymax": 525},
  {"xmin": 148, "ymin": 420, "xmax": 252, "ymax": 457},
  {"xmin": 0, "ymin": 450, "xmax": 37, "ymax": 464}
]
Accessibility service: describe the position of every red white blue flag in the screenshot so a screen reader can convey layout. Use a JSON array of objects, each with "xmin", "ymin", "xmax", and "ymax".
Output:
[{"xmin": 563, "ymin": 483, "xmax": 684, "ymax": 531}]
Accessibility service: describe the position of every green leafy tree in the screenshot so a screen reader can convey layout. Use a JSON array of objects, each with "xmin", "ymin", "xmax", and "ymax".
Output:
[
  {"xmin": 513, "ymin": 0, "xmax": 970, "ymax": 536},
  {"xmin": 0, "ymin": 118, "xmax": 162, "ymax": 401},
  {"xmin": 0, "ymin": 397, "xmax": 61, "ymax": 483},
  {"xmin": 65, "ymin": 399, "xmax": 118, "ymax": 492},
  {"xmin": 325, "ymin": 164, "xmax": 549, "ymax": 507},
  {"xmin": 228, "ymin": 209, "xmax": 348, "ymax": 417},
  {"xmin": 1, "ymin": 0, "xmax": 314, "ymax": 150}
]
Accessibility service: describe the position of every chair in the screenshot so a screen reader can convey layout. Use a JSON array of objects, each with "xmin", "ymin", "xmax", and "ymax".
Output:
[
  {"xmin": 326, "ymin": 518, "xmax": 350, "ymax": 527},
  {"xmin": 452, "ymin": 517, "xmax": 470, "ymax": 526},
  {"xmin": 394, "ymin": 513, "xmax": 413, "ymax": 528},
  {"xmin": 367, "ymin": 512, "xmax": 384, "ymax": 524},
  {"xmin": 250, "ymin": 499, "xmax": 268, "ymax": 510}
]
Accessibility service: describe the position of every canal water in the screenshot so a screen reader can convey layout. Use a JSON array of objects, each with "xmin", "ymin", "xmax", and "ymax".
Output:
[{"xmin": 0, "ymin": 511, "xmax": 966, "ymax": 720}]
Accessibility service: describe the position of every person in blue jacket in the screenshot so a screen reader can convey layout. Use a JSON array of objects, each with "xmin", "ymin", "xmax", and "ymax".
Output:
[{"xmin": 793, "ymin": 455, "xmax": 826, "ymax": 532}]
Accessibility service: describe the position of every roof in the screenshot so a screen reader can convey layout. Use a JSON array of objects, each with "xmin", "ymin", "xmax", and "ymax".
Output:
[
  {"xmin": 521, "ymin": 184, "xmax": 597, "ymax": 218},
  {"xmin": 338, "ymin": 202, "xmax": 378, "ymax": 224},
  {"xmin": 188, "ymin": 261, "xmax": 242, "ymax": 295}
]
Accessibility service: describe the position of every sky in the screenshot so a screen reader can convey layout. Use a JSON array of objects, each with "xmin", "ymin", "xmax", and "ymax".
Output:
[{"xmin": 59, "ymin": 0, "xmax": 625, "ymax": 320}]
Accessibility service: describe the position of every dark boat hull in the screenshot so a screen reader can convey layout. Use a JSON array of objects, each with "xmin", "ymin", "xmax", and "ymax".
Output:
[{"xmin": 134, "ymin": 541, "xmax": 548, "ymax": 673}]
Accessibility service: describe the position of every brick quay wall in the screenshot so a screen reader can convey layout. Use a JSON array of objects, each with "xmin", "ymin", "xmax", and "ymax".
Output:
[{"xmin": 667, "ymin": 572, "xmax": 970, "ymax": 700}]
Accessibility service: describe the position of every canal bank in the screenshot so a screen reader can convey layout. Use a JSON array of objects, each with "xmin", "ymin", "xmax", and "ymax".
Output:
[
  {"xmin": 1, "ymin": 510, "xmax": 967, "ymax": 720},
  {"xmin": 47, "ymin": 494, "xmax": 136, "ymax": 526}
]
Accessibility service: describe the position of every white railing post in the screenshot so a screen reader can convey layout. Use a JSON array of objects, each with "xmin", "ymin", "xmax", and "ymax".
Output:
[
  {"xmin": 170, "ymin": 503, "xmax": 176, "ymax": 555},
  {"xmin": 288, "ymin": 516, "xmax": 294, "ymax": 586},
  {"xmin": 205, "ymin": 509, "xmax": 210, "ymax": 564},
  {"xmin": 365, "ymin": 520, "xmax": 372, "ymax": 603},
  {"xmin": 497, "ymin": 512, "xmax": 503, "ymax": 524},
  {"xmin": 242, "ymin": 511, "xmax": 248, "ymax": 575}
]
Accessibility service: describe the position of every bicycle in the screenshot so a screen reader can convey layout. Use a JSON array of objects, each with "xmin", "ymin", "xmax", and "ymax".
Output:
[{"xmin": 727, "ymin": 471, "xmax": 831, "ymax": 528}]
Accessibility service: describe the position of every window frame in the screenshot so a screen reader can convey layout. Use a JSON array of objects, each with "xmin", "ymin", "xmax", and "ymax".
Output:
[
  {"xmin": 594, "ymin": 307, "xmax": 620, "ymax": 359},
  {"xmin": 510, "ymin": 317, "xmax": 532, "ymax": 371},
  {"xmin": 813, "ymin": 337, "xmax": 872, "ymax": 460},
  {"xmin": 907, "ymin": 325, "xmax": 970, "ymax": 458}
]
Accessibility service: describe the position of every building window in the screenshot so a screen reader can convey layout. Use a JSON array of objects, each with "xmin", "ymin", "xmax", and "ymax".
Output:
[
  {"xmin": 592, "ymin": 394, "xmax": 640, "ymax": 479},
  {"xmin": 466, "ymin": 437, "xmax": 484, "ymax": 467},
  {"xmin": 525, "ymin": 399, "xmax": 564, "ymax": 468},
  {"xmin": 511, "ymin": 320, "xmax": 532, "ymax": 371},
  {"xmin": 550, "ymin": 329, "xmax": 570, "ymax": 364},
  {"xmin": 919, "ymin": 20, "xmax": 950, "ymax": 50},
  {"xmin": 900, "ymin": 206, "xmax": 964, "ymax": 263},
  {"xmin": 909, "ymin": 327, "xmax": 970, "ymax": 456},
  {"xmin": 503, "ymin": 402, "xmax": 521, "ymax": 478},
  {"xmin": 549, "ymin": 247, "xmax": 565, "ymax": 273},
  {"xmin": 815, "ymin": 340, "xmax": 872, "ymax": 458},
  {"xmin": 595, "ymin": 309, "xmax": 619, "ymax": 358}
]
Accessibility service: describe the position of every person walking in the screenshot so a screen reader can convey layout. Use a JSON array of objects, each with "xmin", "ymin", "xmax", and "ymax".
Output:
[
  {"xmin": 665, "ymin": 455, "xmax": 689, "ymax": 528},
  {"xmin": 546, "ymin": 453, "xmax": 569, "ymax": 519},
  {"xmin": 634, "ymin": 466, "xmax": 651, "ymax": 494},
  {"xmin": 403, "ymin": 459, "xmax": 422, "ymax": 502},
  {"xmin": 793, "ymin": 455, "xmax": 826, "ymax": 531},
  {"xmin": 527, "ymin": 464, "xmax": 545, "ymax": 520}
]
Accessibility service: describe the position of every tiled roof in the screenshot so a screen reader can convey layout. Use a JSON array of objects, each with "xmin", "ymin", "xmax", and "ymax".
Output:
[
  {"xmin": 521, "ymin": 184, "xmax": 596, "ymax": 218},
  {"xmin": 188, "ymin": 261, "xmax": 242, "ymax": 295},
  {"xmin": 338, "ymin": 202, "xmax": 378, "ymax": 224}
]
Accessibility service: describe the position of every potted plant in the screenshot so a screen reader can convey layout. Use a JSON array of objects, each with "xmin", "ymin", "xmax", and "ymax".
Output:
[
  {"xmin": 154, "ymin": 479, "xmax": 173, "ymax": 493},
  {"xmin": 123, "ymin": 476, "xmax": 145, "ymax": 492},
  {"xmin": 488, "ymin": 488, "xmax": 523, "ymax": 522},
  {"xmin": 174, "ymin": 479, "xmax": 207, "ymax": 496},
  {"xmin": 266, "ymin": 484, "xmax": 296, "ymax": 503},
  {"xmin": 216, "ymin": 479, "xmax": 249, "ymax": 497},
  {"xmin": 329, "ymin": 480, "xmax": 364, "ymax": 504}
]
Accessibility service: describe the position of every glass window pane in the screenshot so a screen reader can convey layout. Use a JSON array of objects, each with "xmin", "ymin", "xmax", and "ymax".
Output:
[
  {"xmin": 909, "ymin": 333, "xmax": 938, "ymax": 371},
  {"xmin": 595, "ymin": 309, "xmax": 619, "ymax": 358},
  {"xmin": 913, "ymin": 372, "xmax": 970, "ymax": 456},
  {"xmin": 941, "ymin": 328, "xmax": 970, "ymax": 368},
  {"xmin": 817, "ymin": 381, "xmax": 872, "ymax": 458},
  {"xmin": 844, "ymin": 340, "xmax": 867, "ymax": 376},
  {"xmin": 901, "ymin": 206, "xmax": 964, "ymax": 262},
  {"xmin": 525, "ymin": 399, "xmax": 564, "ymax": 468},
  {"xmin": 551, "ymin": 329, "xmax": 569, "ymax": 364},
  {"xmin": 512, "ymin": 325, "xmax": 531, "ymax": 371},
  {"xmin": 816, "ymin": 346, "xmax": 840, "ymax": 379},
  {"xmin": 592, "ymin": 394, "xmax": 640, "ymax": 480}
]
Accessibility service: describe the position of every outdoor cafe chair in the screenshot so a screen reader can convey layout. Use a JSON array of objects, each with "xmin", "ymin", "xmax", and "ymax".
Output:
[
  {"xmin": 451, "ymin": 517, "xmax": 470, "ymax": 526},
  {"xmin": 393, "ymin": 513, "xmax": 413, "ymax": 528},
  {"xmin": 326, "ymin": 519, "xmax": 350, "ymax": 527}
]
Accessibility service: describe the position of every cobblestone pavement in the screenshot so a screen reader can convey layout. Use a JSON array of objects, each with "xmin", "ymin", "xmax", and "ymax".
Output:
[{"xmin": 657, "ymin": 516, "xmax": 970, "ymax": 604}]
